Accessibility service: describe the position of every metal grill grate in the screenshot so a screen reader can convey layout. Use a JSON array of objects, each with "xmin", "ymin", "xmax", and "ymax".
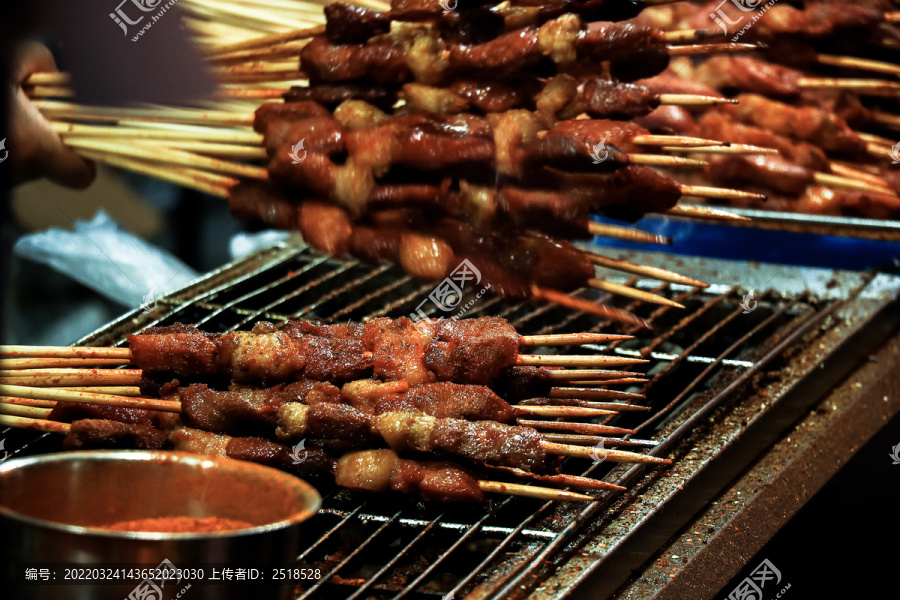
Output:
[{"xmin": 4, "ymin": 238, "xmax": 898, "ymax": 600}]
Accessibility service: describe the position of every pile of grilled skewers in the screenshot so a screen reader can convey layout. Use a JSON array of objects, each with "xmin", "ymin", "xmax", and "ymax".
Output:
[
  {"xmin": 627, "ymin": 0, "xmax": 900, "ymax": 218},
  {"xmin": 30, "ymin": 0, "xmax": 800, "ymax": 325},
  {"xmin": 0, "ymin": 317, "xmax": 671, "ymax": 503}
]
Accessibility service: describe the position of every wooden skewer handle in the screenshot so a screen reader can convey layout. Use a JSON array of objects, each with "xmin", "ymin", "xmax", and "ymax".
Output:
[
  {"xmin": 0, "ymin": 345, "xmax": 133, "ymax": 359},
  {"xmin": 0, "ymin": 414, "xmax": 71, "ymax": 435},
  {"xmin": 477, "ymin": 480, "xmax": 596, "ymax": 502},
  {"xmin": 519, "ymin": 333, "xmax": 633, "ymax": 346},
  {"xmin": 0, "ymin": 384, "xmax": 179, "ymax": 413},
  {"xmin": 542, "ymin": 441, "xmax": 670, "ymax": 465},
  {"xmin": 0, "ymin": 358, "xmax": 133, "ymax": 370},
  {"xmin": 517, "ymin": 355, "xmax": 649, "ymax": 367}
]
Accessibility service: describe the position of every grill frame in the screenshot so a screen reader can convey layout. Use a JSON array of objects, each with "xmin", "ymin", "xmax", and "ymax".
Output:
[{"xmin": 4, "ymin": 238, "xmax": 899, "ymax": 600}]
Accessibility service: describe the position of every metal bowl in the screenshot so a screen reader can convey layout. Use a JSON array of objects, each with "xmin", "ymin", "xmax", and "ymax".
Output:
[{"xmin": 0, "ymin": 450, "xmax": 321, "ymax": 600}]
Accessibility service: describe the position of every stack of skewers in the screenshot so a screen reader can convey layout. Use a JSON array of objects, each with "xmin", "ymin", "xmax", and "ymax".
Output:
[
  {"xmin": 1, "ymin": 317, "xmax": 669, "ymax": 503},
  {"xmin": 21, "ymin": 0, "xmax": 804, "ymax": 326},
  {"xmin": 626, "ymin": 0, "xmax": 900, "ymax": 218}
]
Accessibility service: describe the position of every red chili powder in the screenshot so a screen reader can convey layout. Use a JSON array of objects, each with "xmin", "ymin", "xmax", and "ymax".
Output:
[{"xmin": 104, "ymin": 516, "xmax": 254, "ymax": 533}]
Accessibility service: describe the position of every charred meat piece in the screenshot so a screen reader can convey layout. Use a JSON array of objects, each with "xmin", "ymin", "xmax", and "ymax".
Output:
[
  {"xmin": 324, "ymin": 3, "xmax": 390, "ymax": 43},
  {"xmin": 253, "ymin": 101, "xmax": 331, "ymax": 134},
  {"xmin": 704, "ymin": 154, "xmax": 815, "ymax": 196},
  {"xmin": 169, "ymin": 426, "xmax": 336, "ymax": 477},
  {"xmin": 697, "ymin": 111, "xmax": 830, "ymax": 172},
  {"xmin": 335, "ymin": 449, "xmax": 485, "ymax": 502},
  {"xmin": 490, "ymin": 366, "xmax": 556, "ymax": 401},
  {"xmin": 127, "ymin": 329, "xmax": 220, "ymax": 377},
  {"xmin": 217, "ymin": 330, "xmax": 306, "ymax": 384},
  {"xmin": 373, "ymin": 382, "xmax": 519, "ymax": 422},
  {"xmin": 720, "ymin": 94, "xmax": 867, "ymax": 155},
  {"xmin": 284, "ymin": 321, "xmax": 366, "ymax": 341},
  {"xmin": 49, "ymin": 401, "xmax": 159, "ymax": 426},
  {"xmin": 284, "ymin": 83, "xmax": 400, "ymax": 111},
  {"xmin": 63, "ymin": 419, "xmax": 167, "ymax": 450},
  {"xmin": 301, "ymin": 37, "xmax": 411, "ymax": 83},
  {"xmin": 365, "ymin": 317, "xmax": 437, "ymax": 384},
  {"xmin": 423, "ymin": 317, "xmax": 520, "ymax": 384}
]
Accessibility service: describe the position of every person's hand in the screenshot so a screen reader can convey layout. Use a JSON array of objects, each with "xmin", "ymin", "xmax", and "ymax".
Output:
[{"xmin": 8, "ymin": 41, "xmax": 96, "ymax": 188}]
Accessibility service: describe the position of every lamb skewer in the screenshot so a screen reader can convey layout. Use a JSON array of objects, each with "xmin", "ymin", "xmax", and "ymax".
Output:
[
  {"xmin": 0, "ymin": 385, "xmax": 663, "ymax": 471},
  {"xmin": 0, "ymin": 413, "xmax": 601, "ymax": 502},
  {"xmin": 123, "ymin": 318, "xmax": 648, "ymax": 386}
]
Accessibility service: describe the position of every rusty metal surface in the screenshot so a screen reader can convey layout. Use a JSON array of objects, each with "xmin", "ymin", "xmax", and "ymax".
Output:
[
  {"xmin": 614, "ymin": 330, "xmax": 900, "ymax": 600},
  {"xmin": 3, "ymin": 241, "xmax": 900, "ymax": 600}
]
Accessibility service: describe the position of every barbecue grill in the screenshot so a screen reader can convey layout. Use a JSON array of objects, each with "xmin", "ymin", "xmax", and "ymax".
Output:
[{"xmin": 4, "ymin": 238, "xmax": 899, "ymax": 600}]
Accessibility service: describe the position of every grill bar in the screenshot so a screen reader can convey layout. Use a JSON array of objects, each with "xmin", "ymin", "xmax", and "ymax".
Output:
[
  {"xmin": 345, "ymin": 511, "xmax": 449, "ymax": 600},
  {"xmin": 302, "ymin": 507, "xmax": 409, "ymax": 597},
  {"xmin": 489, "ymin": 295, "xmax": 845, "ymax": 600}
]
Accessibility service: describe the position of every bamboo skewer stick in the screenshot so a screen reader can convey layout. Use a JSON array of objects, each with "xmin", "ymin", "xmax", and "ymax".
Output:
[
  {"xmin": 548, "ymin": 388, "xmax": 645, "ymax": 401},
  {"xmin": 2, "ymin": 397, "xmax": 57, "ymax": 408},
  {"xmin": 871, "ymin": 111, "xmax": 900, "ymax": 130},
  {"xmin": 813, "ymin": 173, "xmax": 896, "ymax": 196},
  {"xmin": 677, "ymin": 185, "xmax": 766, "ymax": 202},
  {"xmin": 66, "ymin": 139, "xmax": 268, "ymax": 180},
  {"xmin": 516, "ymin": 354, "xmax": 648, "ymax": 367},
  {"xmin": 866, "ymin": 142, "xmax": 892, "ymax": 158},
  {"xmin": 568, "ymin": 378, "xmax": 648, "ymax": 386},
  {"xmin": 572, "ymin": 402, "xmax": 649, "ymax": 412},
  {"xmin": 65, "ymin": 386, "xmax": 143, "ymax": 396},
  {"xmin": 53, "ymin": 123, "xmax": 262, "ymax": 144},
  {"xmin": 0, "ymin": 403, "xmax": 53, "ymax": 419},
  {"xmin": 817, "ymin": 54, "xmax": 900, "ymax": 78},
  {"xmin": 856, "ymin": 131, "xmax": 895, "ymax": 147},
  {"xmin": 0, "ymin": 358, "xmax": 132, "ymax": 370},
  {"xmin": 518, "ymin": 406, "xmax": 616, "ymax": 417},
  {"xmin": 77, "ymin": 150, "xmax": 234, "ymax": 198},
  {"xmin": 39, "ymin": 101, "xmax": 256, "ymax": 127},
  {"xmin": 477, "ymin": 480, "xmax": 596, "ymax": 501},
  {"xmin": 583, "ymin": 252, "xmax": 709, "ymax": 288},
  {"xmin": 662, "ymin": 144, "xmax": 779, "ymax": 155},
  {"xmin": 0, "ymin": 369, "xmax": 142, "ymax": 387},
  {"xmin": 485, "ymin": 466, "xmax": 625, "ymax": 491},
  {"xmin": 523, "ymin": 420, "xmax": 634, "ymax": 436},
  {"xmin": 797, "ymin": 77, "xmax": 900, "ymax": 97},
  {"xmin": 586, "ymin": 221, "xmax": 671, "ymax": 245},
  {"xmin": 186, "ymin": 0, "xmax": 316, "ymax": 30},
  {"xmin": 210, "ymin": 42, "xmax": 311, "ymax": 65},
  {"xmin": 123, "ymin": 140, "xmax": 268, "ymax": 160},
  {"xmin": 541, "ymin": 441, "xmax": 670, "ymax": 464},
  {"xmin": 658, "ymin": 94, "xmax": 737, "ymax": 106},
  {"xmin": 543, "ymin": 369, "xmax": 644, "ymax": 380},
  {"xmin": 632, "ymin": 135, "xmax": 727, "ymax": 148},
  {"xmin": 0, "ymin": 414, "xmax": 71, "ymax": 435},
  {"xmin": 542, "ymin": 433, "xmax": 658, "ymax": 447},
  {"xmin": 828, "ymin": 162, "xmax": 893, "ymax": 190},
  {"xmin": 0, "ymin": 385, "xmax": 179, "ymax": 413},
  {"xmin": 628, "ymin": 154, "xmax": 707, "ymax": 168},
  {"xmin": 218, "ymin": 88, "xmax": 291, "ymax": 100},
  {"xmin": 519, "ymin": 333, "xmax": 633, "ymax": 346},
  {"xmin": 530, "ymin": 286, "xmax": 650, "ymax": 328},
  {"xmin": 666, "ymin": 43, "xmax": 758, "ymax": 56},
  {"xmin": 208, "ymin": 24, "xmax": 326, "ymax": 55},
  {"xmin": 664, "ymin": 204, "xmax": 752, "ymax": 221},
  {"xmin": 588, "ymin": 279, "xmax": 684, "ymax": 308},
  {"xmin": 0, "ymin": 346, "xmax": 132, "ymax": 359}
]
